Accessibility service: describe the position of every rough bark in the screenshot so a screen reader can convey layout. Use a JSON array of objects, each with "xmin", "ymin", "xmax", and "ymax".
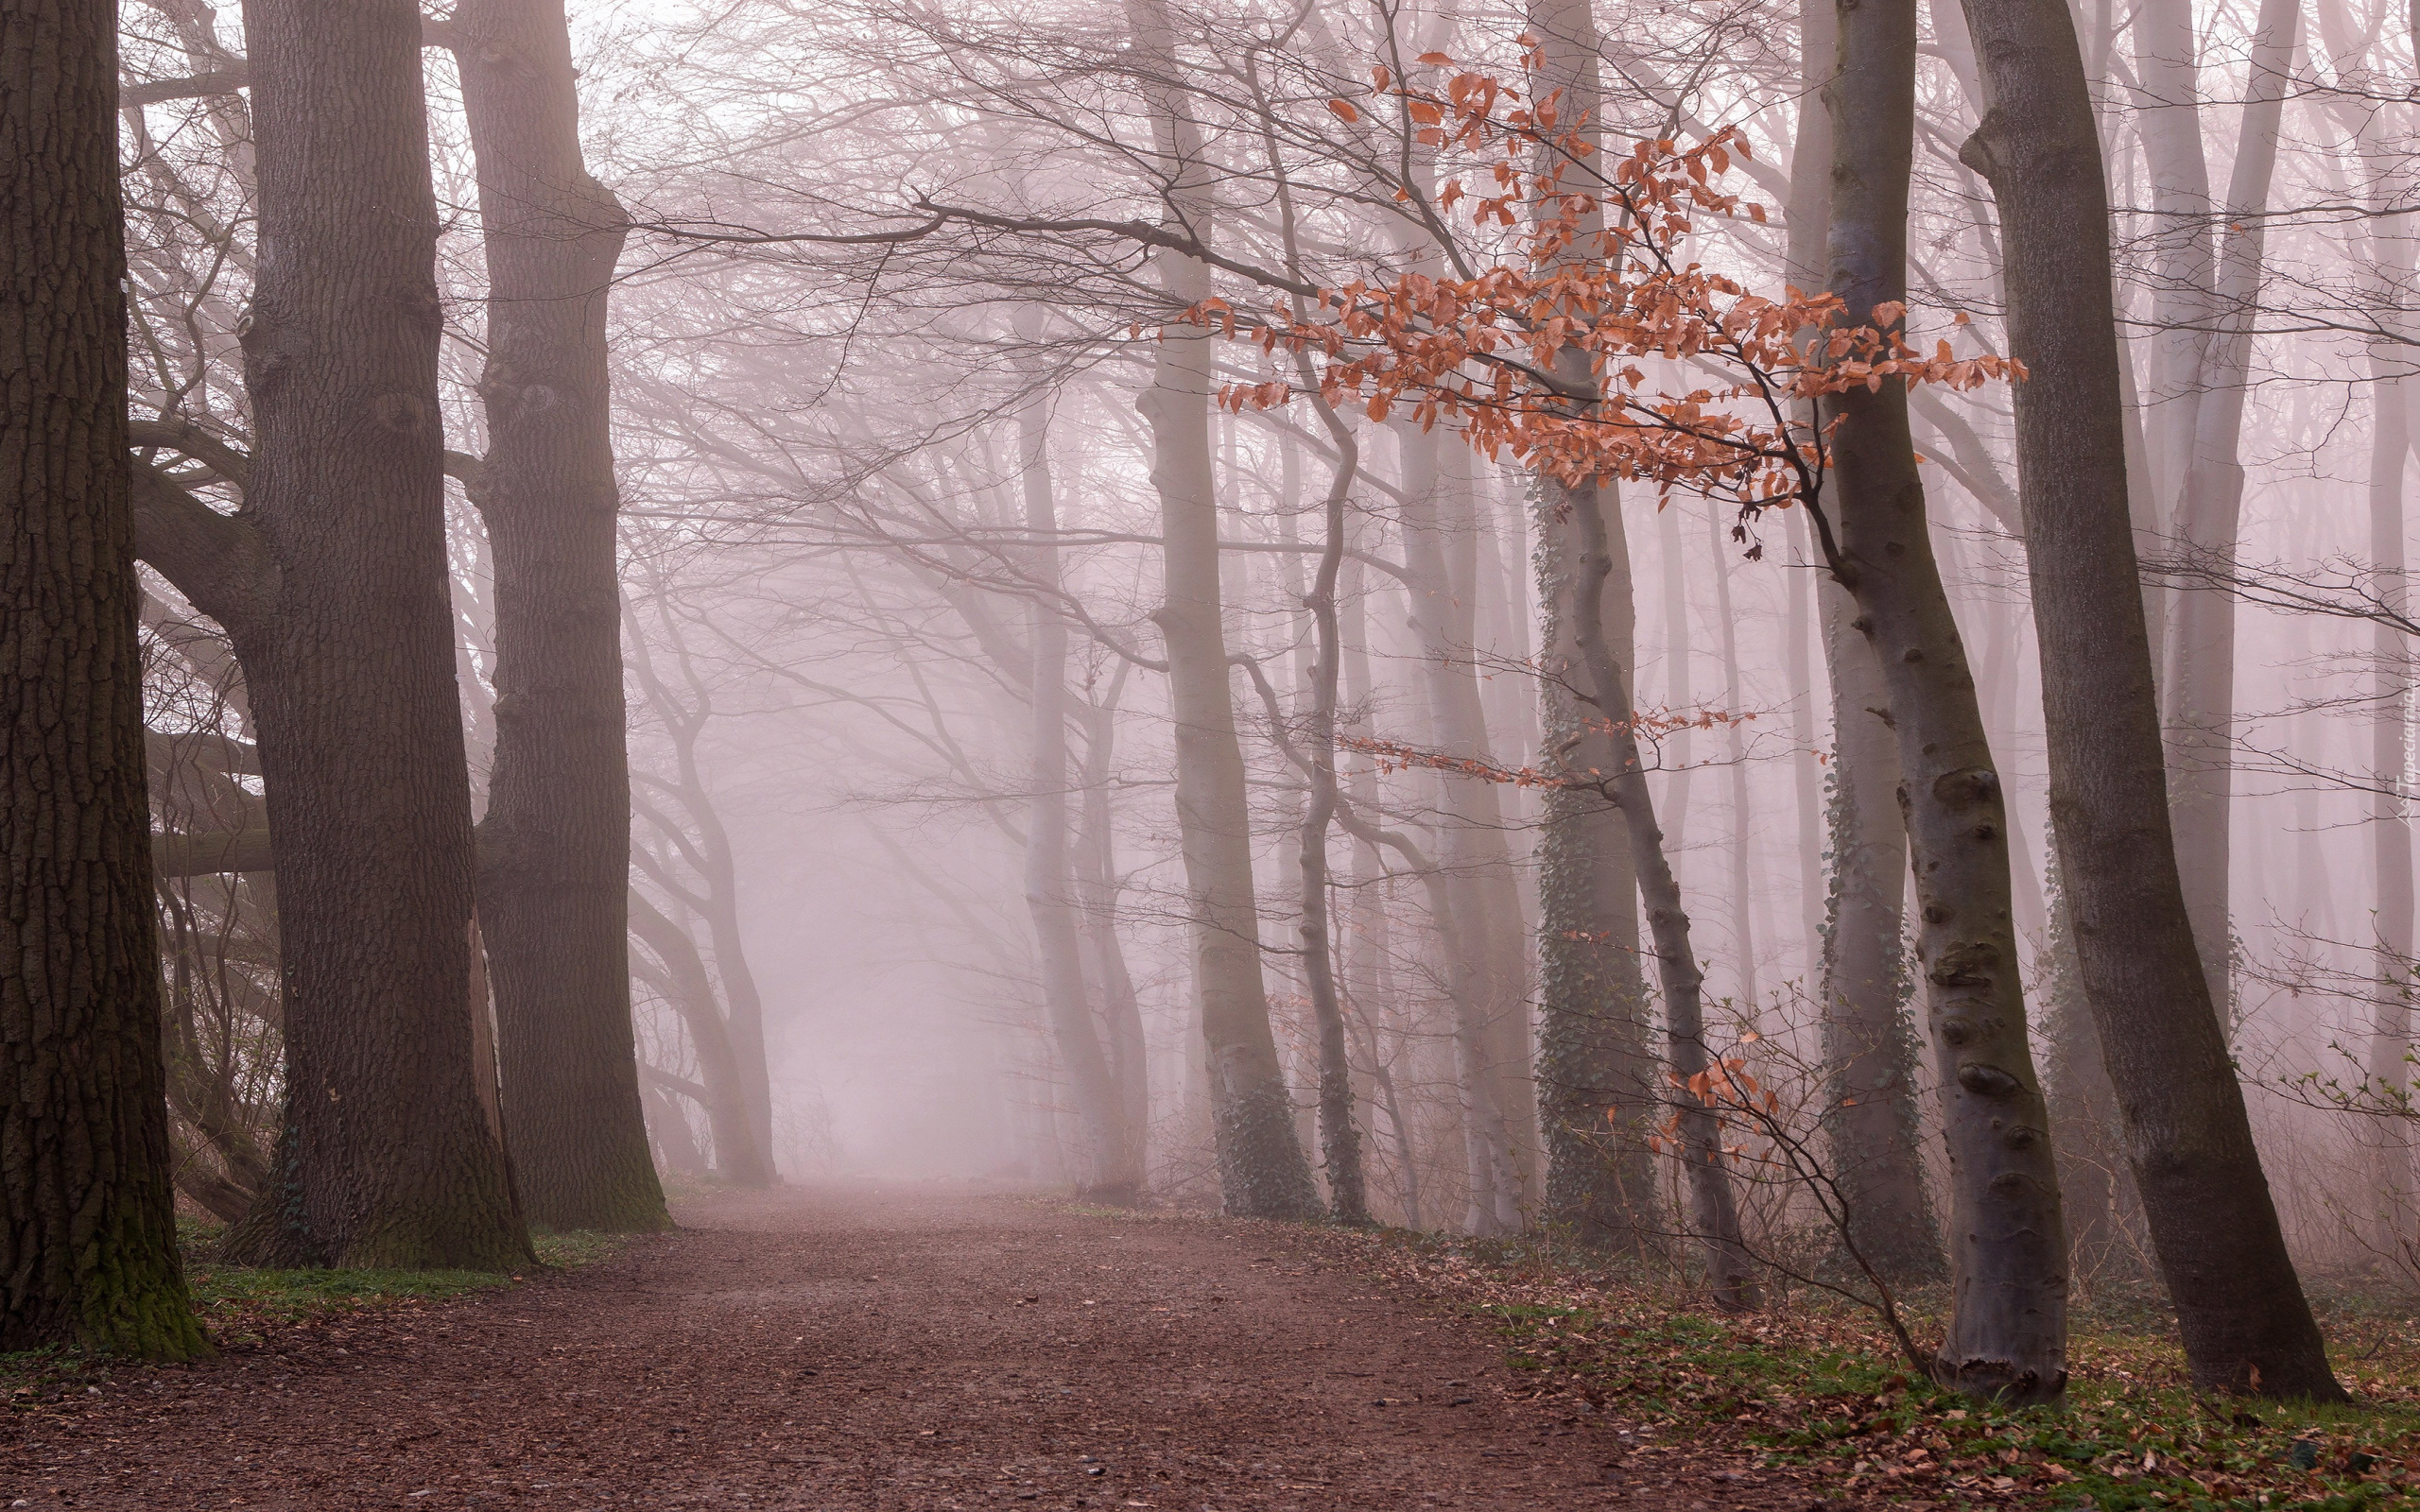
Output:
[
  {"xmin": 446, "ymin": 0, "xmax": 668, "ymax": 1233},
  {"xmin": 1534, "ymin": 487, "xmax": 1659, "ymax": 1250},
  {"xmin": 1952, "ymin": 0, "xmax": 2345, "ymax": 1400},
  {"xmin": 1, "ymin": 0, "xmax": 207, "ymax": 1356},
  {"xmin": 1019, "ymin": 395, "xmax": 1137, "ymax": 1203},
  {"xmin": 1823, "ymin": 0, "xmax": 2065, "ymax": 1400},
  {"xmin": 1127, "ymin": 0, "xmax": 1318, "ymax": 1219},
  {"xmin": 1529, "ymin": 0, "xmax": 1659, "ymax": 1250},
  {"xmin": 221, "ymin": 0, "xmax": 527, "ymax": 1270}
]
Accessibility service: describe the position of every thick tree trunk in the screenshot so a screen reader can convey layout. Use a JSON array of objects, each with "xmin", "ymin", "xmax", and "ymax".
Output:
[
  {"xmin": 1789, "ymin": 0, "xmax": 1941, "ymax": 1284},
  {"xmin": 1822, "ymin": 0, "xmax": 2064, "ymax": 1400},
  {"xmin": 1019, "ymin": 396, "xmax": 1136, "ymax": 1203},
  {"xmin": 447, "ymin": 0, "xmax": 668, "ymax": 1233},
  {"xmin": 1953, "ymin": 0, "xmax": 2345, "ymax": 1400},
  {"xmin": 0, "ymin": 0, "xmax": 207, "ymax": 1356},
  {"xmin": 1528, "ymin": 0, "xmax": 1658, "ymax": 1250},
  {"xmin": 224, "ymin": 0, "xmax": 527, "ymax": 1270},
  {"xmin": 2158, "ymin": 0, "xmax": 2299, "ymax": 1022},
  {"xmin": 1127, "ymin": 0, "xmax": 1318, "ymax": 1219},
  {"xmin": 1535, "ymin": 484, "xmax": 1659, "ymax": 1248}
]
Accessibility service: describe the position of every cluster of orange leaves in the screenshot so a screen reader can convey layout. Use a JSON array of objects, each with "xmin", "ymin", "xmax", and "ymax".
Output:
[
  {"xmin": 1196, "ymin": 47, "xmax": 2021, "ymax": 505},
  {"xmin": 1643, "ymin": 1040, "xmax": 1783, "ymax": 1165}
]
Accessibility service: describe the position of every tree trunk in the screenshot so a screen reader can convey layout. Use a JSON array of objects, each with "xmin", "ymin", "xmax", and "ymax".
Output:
[
  {"xmin": 1528, "ymin": 0, "xmax": 1659, "ymax": 1251},
  {"xmin": 2157, "ymin": 0, "xmax": 2299, "ymax": 1023},
  {"xmin": 224, "ymin": 0, "xmax": 527, "ymax": 1270},
  {"xmin": 1395, "ymin": 424, "xmax": 1525, "ymax": 1234},
  {"xmin": 629, "ymin": 889, "xmax": 770, "ymax": 1185},
  {"xmin": 1073, "ymin": 677, "xmax": 1151, "ymax": 1187},
  {"xmin": 1019, "ymin": 395, "xmax": 1135, "ymax": 1203},
  {"xmin": 1952, "ymin": 0, "xmax": 2345, "ymax": 1400},
  {"xmin": 447, "ymin": 0, "xmax": 668, "ymax": 1233},
  {"xmin": 1789, "ymin": 0, "xmax": 1942, "ymax": 1285},
  {"xmin": 1294, "ymin": 394, "xmax": 1370, "ymax": 1227},
  {"xmin": 1822, "ymin": 0, "xmax": 2064, "ymax": 1400},
  {"xmin": 1127, "ymin": 0, "xmax": 1318, "ymax": 1220},
  {"xmin": 2126, "ymin": 0, "xmax": 2214, "ymax": 522},
  {"xmin": 2366, "ymin": 348, "xmax": 2413, "ymax": 1256},
  {"xmin": 1564, "ymin": 482, "xmax": 1758, "ymax": 1310},
  {"xmin": 1707, "ymin": 508, "xmax": 1760, "ymax": 1014},
  {"xmin": 1535, "ymin": 482, "xmax": 1659, "ymax": 1249},
  {"xmin": 0, "ymin": 0, "xmax": 207, "ymax": 1355}
]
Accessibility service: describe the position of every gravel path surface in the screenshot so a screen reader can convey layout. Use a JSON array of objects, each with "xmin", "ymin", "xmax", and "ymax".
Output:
[{"xmin": 1, "ymin": 1184, "xmax": 1806, "ymax": 1510}]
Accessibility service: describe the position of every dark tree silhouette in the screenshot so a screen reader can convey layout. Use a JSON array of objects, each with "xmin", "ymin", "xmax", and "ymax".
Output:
[{"xmin": 0, "ymin": 0, "xmax": 206, "ymax": 1357}]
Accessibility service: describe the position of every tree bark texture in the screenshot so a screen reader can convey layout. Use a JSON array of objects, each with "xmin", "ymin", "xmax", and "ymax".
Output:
[
  {"xmin": 1534, "ymin": 483, "xmax": 1658, "ymax": 1248},
  {"xmin": 1953, "ymin": 0, "xmax": 2344, "ymax": 1400},
  {"xmin": 1128, "ymin": 0, "xmax": 1318, "ymax": 1219},
  {"xmin": 1, "ymin": 0, "xmax": 207, "ymax": 1356},
  {"xmin": 1789, "ymin": 0, "xmax": 1941, "ymax": 1286},
  {"xmin": 447, "ymin": 0, "xmax": 668, "ymax": 1233},
  {"xmin": 1528, "ymin": 0, "xmax": 1659, "ymax": 1249},
  {"xmin": 225, "ymin": 0, "xmax": 527, "ymax": 1269},
  {"xmin": 1823, "ymin": 0, "xmax": 2065, "ymax": 1400}
]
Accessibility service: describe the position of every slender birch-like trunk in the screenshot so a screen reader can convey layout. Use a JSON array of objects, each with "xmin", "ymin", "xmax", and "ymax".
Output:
[{"xmin": 1073, "ymin": 675, "xmax": 1151, "ymax": 1184}]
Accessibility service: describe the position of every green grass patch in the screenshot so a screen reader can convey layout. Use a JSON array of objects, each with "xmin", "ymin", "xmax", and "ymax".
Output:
[{"xmin": 4, "ymin": 1224, "xmax": 631, "ymax": 1400}]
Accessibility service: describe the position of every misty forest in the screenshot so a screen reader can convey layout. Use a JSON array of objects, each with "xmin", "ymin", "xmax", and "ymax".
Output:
[{"xmin": 9, "ymin": 0, "xmax": 2420, "ymax": 1504}]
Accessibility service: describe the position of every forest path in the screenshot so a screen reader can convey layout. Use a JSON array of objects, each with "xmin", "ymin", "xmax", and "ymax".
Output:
[{"xmin": 3, "ymin": 1184, "xmax": 1795, "ymax": 1511}]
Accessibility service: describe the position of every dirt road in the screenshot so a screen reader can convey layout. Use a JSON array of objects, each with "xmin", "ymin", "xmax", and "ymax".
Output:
[{"xmin": 1, "ymin": 1185, "xmax": 1792, "ymax": 1510}]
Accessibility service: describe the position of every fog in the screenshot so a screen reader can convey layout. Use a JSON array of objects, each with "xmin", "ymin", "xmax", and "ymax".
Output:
[{"xmin": 114, "ymin": 0, "xmax": 2420, "ymax": 1285}]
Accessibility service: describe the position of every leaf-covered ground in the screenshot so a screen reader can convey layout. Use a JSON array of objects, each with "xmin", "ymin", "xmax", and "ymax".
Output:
[{"xmin": 1290, "ymin": 1222, "xmax": 2420, "ymax": 1512}]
